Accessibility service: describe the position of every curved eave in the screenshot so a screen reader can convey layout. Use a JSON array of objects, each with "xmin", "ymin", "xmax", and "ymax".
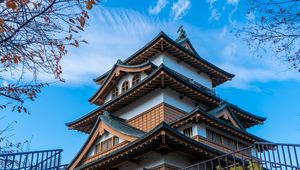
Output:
[
  {"xmin": 75, "ymin": 122, "xmax": 225, "ymax": 170},
  {"xmin": 67, "ymin": 65, "xmax": 262, "ymax": 133},
  {"xmin": 208, "ymin": 102, "xmax": 266, "ymax": 128},
  {"xmin": 125, "ymin": 32, "xmax": 234, "ymax": 79},
  {"xmin": 89, "ymin": 61, "xmax": 154, "ymax": 104},
  {"xmin": 228, "ymin": 103, "xmax": 267, "ymax": 122},
  {"xmin": 171, "ymin": 108, "xmax": 269, "ymax": 143},
  {"xmin": 94, "ymin": 31, "xmax": 235, "ymax": 86},
  {"xmin": 67, "ymin": 65, "xmax": 223, "ymax": 132},
  {"xmin": 100, "ymin": 112, "xmax": 145, "ymax": 138}
]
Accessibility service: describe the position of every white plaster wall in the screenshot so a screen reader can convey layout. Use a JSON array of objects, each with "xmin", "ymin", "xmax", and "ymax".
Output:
[
  {"xmin": 149, "ymin": 53, "xmax": 163, "ymax": 66},
  {"xmin": 163, "ymin": 88, "xmax": 195, "ymax": 113},
  {"xmin": 117, "ymin": 151, "xmax": 192, "ymax": 170},
  {"xmin": 150, "ymin": 53, "xmax": 213, "ymax": 88},
  {"xmin": 113, "ymin": 88, "xmax": 164, "ymax": 119},
  {"xmin": 177, "ymin": 123, "xmax": 206, "ymax": 138},
  {"xmin": 195, "ymin": 123, "xmax": 207, "ymax": 137},
  {"xmin": 177, "ymin": 124, "xmax": 196, "ymax": 136},
  {"xmin": 112, "ymin": 88, "xmax": 196, "ymax": 120}
]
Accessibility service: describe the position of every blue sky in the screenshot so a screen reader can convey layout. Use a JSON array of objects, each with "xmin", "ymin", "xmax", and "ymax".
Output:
[{"xmin": 1, "ymin": 0, "xmax": 300, "ymax": 164}]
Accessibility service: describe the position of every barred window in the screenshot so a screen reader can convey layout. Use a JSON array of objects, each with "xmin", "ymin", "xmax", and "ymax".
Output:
[
  {"xmin": 132, "ymin": 74, "xmax": 141, "ymax": 86},
  {"xmin": 183, "ymin": 127, "xmax": 193, "ymax": 137},
  {"xmin": 223, "ymin": 136, "xmax": 237, "ymax": 149},
  {"xmin": 121, "ymin": 81, "xmax": 130, "ymax": 93},
  {"xmin": 95, "ymin": 136, "xmax": 120, "ymax": 154},
  {"xmin": 206, "ymin": 129, "xmax": 222, "ymax": 144},
  {"xmin": 112, "ymin": 87, "xmax": 119, "ymax": 98},
  {"xmin": 113, "ymin": 136, "xmax": 119, "ymax": 145},
  {"xmin": 101, "ymin": 138, "xmax": 112, "ymax": 152},
  {"xmin": 95, "ymin": 143, "xmax": 101, "ymax": 153}
]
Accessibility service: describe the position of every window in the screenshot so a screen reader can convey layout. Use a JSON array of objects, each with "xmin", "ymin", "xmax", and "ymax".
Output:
[
  {"xmin": 183, "ymin": 127, "xmax": 193, "ymax": 137},
  {"xmin": 121, "ymin": 81, "xmax": 129, "ymax": 93},
  {"xmin": 238, "ymin": 143, "xmax": 251, "ymax": 155},
  {"xmin": 95, "ymin": 143, "xmax": 101, "ymax": 153},
  {"xmin": 95, "ymin": 136, "xmax": 120, "ymax": 154},
  {"xmin": 113, "ymin": 136, "xmax": 119, "ymax": 145},
  {"xmin": 206, "ymin": 129, "xmax": 222, "ymax": 144},
  {"xmin": 206, "ymin": 129, "xmax": 242, "ymax": 151},
  {"xmin": 101, "ymin": 138, "xmax": 112, "ymax": 152},
  {"xmin": 132, "ymin": 74, "xmax": 141, "ymax": 86},
  {"xmin": 223, "ymin": 136, "xmax": 237, "ymax": 149},
  {"xmin": 112, "ymin": 87, "xmax": 119, "ymax": 98}
]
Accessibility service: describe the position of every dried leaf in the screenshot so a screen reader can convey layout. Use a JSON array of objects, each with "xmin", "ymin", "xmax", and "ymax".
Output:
[
  {"xmin": 6, "ymin": 0, "xmax": 17, "ymax": 10},
  {"xmin": 77, "ymin": 16, "xmax": 85, "ymax": 27},
  {"xmin": 86, "ymin": 1, "xmax": 93, "ymax": 10}
]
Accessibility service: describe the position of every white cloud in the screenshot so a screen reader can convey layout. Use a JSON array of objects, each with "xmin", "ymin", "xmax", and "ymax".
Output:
[
  {"xmin": 226, "ymin": 0, "xmax": 239, "ymax": 5},
  {"xmin": 209, "ymin": 9, "xmax": 221, "ymax": 22},
  {"xmin": 43, "ymin": 7, "xmax": 176, "ymax": 86},
  {"xmin": 206, "ymin": 0, "xmax": 217, "ymax": 9},
  {"xmin": 171, "ymin": 0, "xmax": 191, "ymax": 20},
  {"xmin": 186, "ymin": 27, "xmax": 300, "ymax": 90},
  {"xmin": 43, "ymin": 7, "xmax": 300, "ymax": 90},
  {"xmin": 206, "ymin": 0, "xmax": 239, "ymax": 25},
  {"xmin": 149, "ymin": 0, "xmax": 168, "ymax": 15}
]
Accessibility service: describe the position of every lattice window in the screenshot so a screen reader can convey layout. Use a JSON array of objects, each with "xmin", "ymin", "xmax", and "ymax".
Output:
[
  {"xmin": 112, "ymin": 86, "xmax": 119, "ymax": 98},
  {"xmin": 95, "ymin": 143, "xmax": 101, "ymax": 153},
  {"xmin": 206, "ymin": 129, "xmax": 241, "ymax": 151},
  {"xmin": 223, "ymin": 136, "xmax": 237, "ymax": 149},
  {"xmin": 132, "ymin": 74, "xmax": 141, "ymax": 86},
  {"xmin": 113, "ymin": 136, "xmax": 119, "ymax": 145},
  {"xmin": 206, "ymin": 129, "xmax": 222, "ymax": 144},
  {"xmin": 183, "ymin": 127, "xmax": 193, "ymax": 137},
  {"xmin": 95, "ymin": 136, "xmax": 120, "ymax": 154},
  {"xmin": 121, "ymin": 80, "xmax": 130, "ymax": 93},
  {"xmin": 101, "ymin": 138, "xmax": 112, "ymax": 152}
]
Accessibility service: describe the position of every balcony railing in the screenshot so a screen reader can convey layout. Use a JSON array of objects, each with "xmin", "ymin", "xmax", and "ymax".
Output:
[
  {"xmin": 180, "ymin": 142, "xmax": 300, "ymax": 170},
  {"xmin": 0, "ymin": 149, "xmax": 68, "ymax": 170}
]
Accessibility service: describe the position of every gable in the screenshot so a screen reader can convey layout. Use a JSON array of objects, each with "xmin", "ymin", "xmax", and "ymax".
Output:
[
  {"xmin": 68, "ymin": 113, "xmax": 145, "ymax": 170},
  {"xmin": 214, "ymin": 108, "xmax": 244, "ymax": 129},
  {"xmin": 89, "ymin": 60, "xmax": 153, "ymax": 104},
  {"xmin": 103, "ymin": 72, "xmax": 148, "ymax": 103}
]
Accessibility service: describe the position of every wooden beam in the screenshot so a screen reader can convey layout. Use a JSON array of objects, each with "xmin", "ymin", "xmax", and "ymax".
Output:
[
  {"xmin": 160, "ymin": 39, "xmax": 164, "ymax": 52},
  {"xmin": 161, "ymin": 74, "xmax": 165, "ymax": 88}
]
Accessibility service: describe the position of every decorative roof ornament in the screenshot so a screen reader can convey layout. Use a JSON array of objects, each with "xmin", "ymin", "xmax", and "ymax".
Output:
[{"xmin": 176, "ymin": 25, "xmax": 187, "ymax": 42}]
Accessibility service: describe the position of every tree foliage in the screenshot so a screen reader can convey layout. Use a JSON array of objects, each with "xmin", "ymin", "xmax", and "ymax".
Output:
[
  {"xmin": 0, "ymin": 0, "xmax": 97, "ymax": 113},
  {"xmin": 237, "ymin": 0, "xmax": 300, "ymax": 71},
  {"xmin": 216, "ymin": 162, "xmax": 262, "ymax": 170}
]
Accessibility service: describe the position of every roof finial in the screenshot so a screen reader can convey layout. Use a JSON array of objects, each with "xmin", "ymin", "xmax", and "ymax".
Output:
[{"xmin": 176, "ymin": 25, "xmax": 187, "ymax": 42}]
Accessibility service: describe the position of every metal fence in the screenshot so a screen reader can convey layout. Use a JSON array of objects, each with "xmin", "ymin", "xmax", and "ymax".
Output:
[
  {"xmin": 0, "ymin": 149, "xmax": 68, "ymax": 170},
  {"xmin": 181, "ymin": 142, "xmax": 300, "ymax": 170}
]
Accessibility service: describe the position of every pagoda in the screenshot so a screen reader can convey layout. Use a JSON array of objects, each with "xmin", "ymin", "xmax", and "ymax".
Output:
[{"xmin": 67, "ymin": 27, "xmax": 267, "ymax": 170}]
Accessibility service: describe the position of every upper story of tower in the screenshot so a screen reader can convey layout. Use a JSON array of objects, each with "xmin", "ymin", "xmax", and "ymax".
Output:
[
  {"xmin": 66, "ymin": 29, "xmax": 265, "ymax": 135},
  {"xmin": 89, "ymin": 30, "xmax": 234, "ymax": 106}
]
